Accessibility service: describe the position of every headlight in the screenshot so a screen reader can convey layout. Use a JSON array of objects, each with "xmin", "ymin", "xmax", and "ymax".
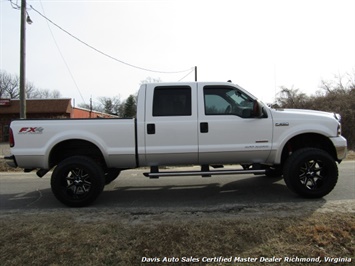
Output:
[
  {"xmin": 334, "ymin": 113, "xmax": 342, "ymax": 136},
  {"xmin": 337, "ymin": 123, "xmax": 342, "ymax": 136}
]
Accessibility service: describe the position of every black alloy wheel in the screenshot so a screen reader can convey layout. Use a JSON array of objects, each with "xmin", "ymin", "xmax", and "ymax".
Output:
[
  {"xmin": 51, "ymin": 156, "xmax": 105, "ymax": 207},
  {"xmin": 283, "ymin": 148, "xmax": 338, "ymax": 198}
]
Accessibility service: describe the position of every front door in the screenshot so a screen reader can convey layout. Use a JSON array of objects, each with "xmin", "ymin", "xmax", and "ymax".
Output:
[{"xmin": 198, "ymin": 84, "xmax": 273, "ymax": 165}]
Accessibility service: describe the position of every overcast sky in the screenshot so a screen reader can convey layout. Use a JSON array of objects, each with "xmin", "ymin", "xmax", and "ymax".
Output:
[{"xmin": 1, "ymin": 0, "xmax": 354, "ymax": 106}]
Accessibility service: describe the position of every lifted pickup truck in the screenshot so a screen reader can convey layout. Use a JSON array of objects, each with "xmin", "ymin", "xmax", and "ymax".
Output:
[{"xmin": 6, "ymin": 82, "xmax": 347, "ymax": 207}]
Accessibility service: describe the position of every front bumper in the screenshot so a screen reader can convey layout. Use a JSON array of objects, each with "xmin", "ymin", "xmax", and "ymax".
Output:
[
  {"xmin": 4, "ymin": 155, "xmax": 18, "ymax": 168},
  {"xmin": 330, "ymin": 136, "xmax": 348, "ymax": 161}
]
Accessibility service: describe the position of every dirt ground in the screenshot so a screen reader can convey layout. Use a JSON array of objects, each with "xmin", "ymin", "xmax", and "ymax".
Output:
[{"xmin": 0, "ymin": 203, "xmax": 354, "ymax": 266}]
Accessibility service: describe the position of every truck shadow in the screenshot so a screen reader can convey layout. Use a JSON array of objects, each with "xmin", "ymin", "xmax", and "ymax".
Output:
[
  {"xmin": 0, "ymin": 174, "xmax": 328, "ymax": 211},
  {"xmin": 97, "ymin": 174, "xmax": 327, "ymax": 210}
]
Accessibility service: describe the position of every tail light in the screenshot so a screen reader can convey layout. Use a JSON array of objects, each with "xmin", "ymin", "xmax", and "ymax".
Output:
[{"xmin": 9, "ymin": 127, "xmax": 15, "ymax": 147}]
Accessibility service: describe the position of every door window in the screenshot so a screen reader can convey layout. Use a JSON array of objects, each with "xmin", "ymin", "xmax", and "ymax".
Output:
[
  {"xmin": 204, "ymin": 86, "xmax": 254, "ymax": 118},
  {"xmin": 153, "ymin": 86, "xmax": 191, "ymax": 116}
]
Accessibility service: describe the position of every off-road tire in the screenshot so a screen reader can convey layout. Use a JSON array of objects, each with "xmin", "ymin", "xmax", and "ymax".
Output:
[
  {"xmin": 283, "ymin": 148, "xmax": 338, "ymax": 198},
  {"xmin": 51, "ymin": 156, "xmax": 105, "ymax": 207}
]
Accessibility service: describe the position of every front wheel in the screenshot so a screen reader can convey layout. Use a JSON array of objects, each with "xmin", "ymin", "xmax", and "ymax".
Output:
[
  {"xmin": 51, "ymin": 156, "xmax": 105, "ymax": 207},
  {"xmin": 283, "ymin": 148, "xmax": 338, "ymax": 198}
]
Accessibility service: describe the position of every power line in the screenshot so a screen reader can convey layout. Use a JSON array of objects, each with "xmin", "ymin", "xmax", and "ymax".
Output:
[
  {"xmin": 30, "ymin": 5, "xmax": 194, "ymax": 75},
  {"xmin": 8, "ymin": 0, "xmax": 20, "ymax": 10},
  {"xmin": 38, "ymin": 0, "xmax": 86, "ymax": 104},
  {"xmin": 178, "ymin": 68, "xmax": 194, "ymax": 81}
]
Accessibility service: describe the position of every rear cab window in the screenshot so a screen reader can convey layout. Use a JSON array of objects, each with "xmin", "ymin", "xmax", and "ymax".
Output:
[{"xmin": 153, "ymin": 86, "xmax": 192, "ymax": 116}]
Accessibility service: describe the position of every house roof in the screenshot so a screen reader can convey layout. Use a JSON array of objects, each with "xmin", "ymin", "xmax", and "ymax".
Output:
[{"xmin": 0, "ymin": 98, "xmax": 72, "ymax": 114}]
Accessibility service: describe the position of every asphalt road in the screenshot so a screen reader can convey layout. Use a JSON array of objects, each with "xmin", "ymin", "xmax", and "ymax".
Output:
[{"xmin": 0, "ymin": 161, "xmax": 354, "ymax": 211}]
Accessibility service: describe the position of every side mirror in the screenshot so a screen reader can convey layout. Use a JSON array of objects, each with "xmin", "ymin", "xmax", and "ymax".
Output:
[{"xmin": 252, "ymin": 100, "xmax": 263, "ymax": 118}]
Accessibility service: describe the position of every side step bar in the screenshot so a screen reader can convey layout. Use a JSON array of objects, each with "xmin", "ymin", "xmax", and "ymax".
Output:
[{"xmin": 143, "ymin": 168, "xmax": 266, "ymax": 178}]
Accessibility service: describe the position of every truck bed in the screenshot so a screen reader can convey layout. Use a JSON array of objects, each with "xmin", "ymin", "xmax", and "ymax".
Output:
[{"xmin": 9, "ymin": 118, "xmax": 137, "ymax": 169}]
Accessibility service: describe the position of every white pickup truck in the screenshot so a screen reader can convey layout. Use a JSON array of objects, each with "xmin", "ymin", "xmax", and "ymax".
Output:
[{"xmin": 5, "ymin": 82, "xmax": 347, "ymax": 207}]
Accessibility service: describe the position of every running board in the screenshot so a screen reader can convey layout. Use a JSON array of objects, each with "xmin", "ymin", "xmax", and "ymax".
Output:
[{"xmin": 143, "ymin": 169, "xmax": 266, "ymax": 178}]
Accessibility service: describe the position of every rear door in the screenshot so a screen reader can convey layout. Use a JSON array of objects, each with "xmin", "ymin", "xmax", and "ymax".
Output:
[{"xmin": 144, "ymin": 84, "xmax": 198, "ymax": 165}]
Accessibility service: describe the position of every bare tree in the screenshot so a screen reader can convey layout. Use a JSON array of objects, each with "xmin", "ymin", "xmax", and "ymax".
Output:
[
  {"xmin": 25, "ymin": 82, "xmax": 37, "ymax": 98},
  {"xmin": 0, "ymin": 71, "xmax": 19, "ymax": 98},
  {"xmin": 275, "ymin": 86, "xmax": 309, "ymax": 108},
  {"xmin": 28, "ymin": 88, "xmax": 62, "ymax": 99},
  {"xmin": 274, "ymin": 72, "xmax": 355, "ymax": 149},
  {"xmin": 0, "ymin": 70, "xmax": 61, "ymax": 99},
  {"xmin": 140, "ymin": 76, "xmax": 162, "ymax": 85},
  {"xmin": 98, "ymin": 96, "xmax": 121, "ymax": 115},
  {"xmin": 79, "ymin": 96, "xmax": 122, "ymax": 115}
]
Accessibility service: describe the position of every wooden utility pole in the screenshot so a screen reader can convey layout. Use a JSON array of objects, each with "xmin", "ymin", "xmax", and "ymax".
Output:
[{"xmin": 19, "ymin": 0, "xmax": 27, "ymax": 119}]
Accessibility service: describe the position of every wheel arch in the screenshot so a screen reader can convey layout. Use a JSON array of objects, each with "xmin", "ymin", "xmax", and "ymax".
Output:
[
  {"xmin": 278, "ymin": 133, "xmax": 337, "ymax": 166},
  {"xmin": 49, "ymin": 139, "xmax": 106, "ymax": 169}
]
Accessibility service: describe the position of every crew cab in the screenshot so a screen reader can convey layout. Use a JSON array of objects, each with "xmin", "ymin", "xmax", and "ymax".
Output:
[{"xmin": 5, "ymin": 82, "xmax": 348, "ymax": 206}]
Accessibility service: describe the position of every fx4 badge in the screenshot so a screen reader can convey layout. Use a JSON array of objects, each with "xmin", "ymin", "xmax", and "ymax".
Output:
[
  {"xmin": 275, "ymin": 122, "xmax": 289, "ymax": 127},
  {"xmin": 18, "ymin": 127, "xmax": 44, "ymax": 134}
]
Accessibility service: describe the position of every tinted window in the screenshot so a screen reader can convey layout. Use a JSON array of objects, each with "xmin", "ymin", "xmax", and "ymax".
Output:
[
  {"xmin": 153, "ymin": 86, "xmax": 192, "ymax": 116},
  {"xmin": 204, "ymin": 86, "xmax": 254, "ymax": 118}
]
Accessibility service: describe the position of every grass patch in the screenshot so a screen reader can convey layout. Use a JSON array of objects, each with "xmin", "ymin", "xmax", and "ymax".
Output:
[{"xmin": 0, "ymin": 212, "xmax": 354, "ymax": 265}]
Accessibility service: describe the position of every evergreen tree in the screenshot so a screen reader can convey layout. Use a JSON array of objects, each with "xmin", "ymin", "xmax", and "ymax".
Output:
[{"xmin": 122, "ymin": 95, "xmax": 137, "ymax": 118}]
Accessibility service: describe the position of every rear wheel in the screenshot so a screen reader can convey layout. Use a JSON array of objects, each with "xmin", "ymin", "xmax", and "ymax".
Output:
[
  {"xmin": 283, "ymin": 148, "xmax": 338, "ymax": 198},
  {"xmin": 51, "ymin": 156, "xmax": 105, "ymax": 207}
]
